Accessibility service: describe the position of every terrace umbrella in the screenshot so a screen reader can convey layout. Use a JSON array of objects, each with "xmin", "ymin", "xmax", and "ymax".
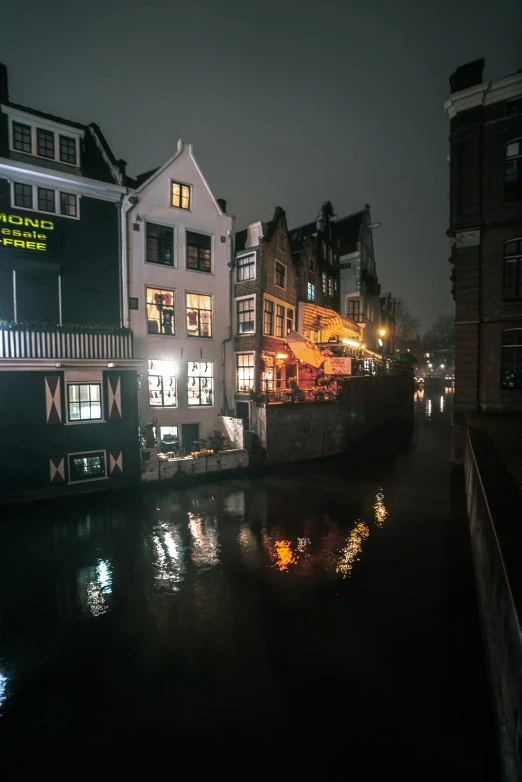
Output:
[{"xmin": 285, "ymin": 331, "xmax": 324, "ymax": 369}]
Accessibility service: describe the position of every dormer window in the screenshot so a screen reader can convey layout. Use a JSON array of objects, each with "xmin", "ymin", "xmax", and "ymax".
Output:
[
  {"xmin": 8, "ymin": 115, "xmax": 80, "ymax": 166},
  {"xmin": 37, "ymin": 129, "xmax": 54, "ymax": 159},
  {"xmin": 13, "ymin": 122, "xmax": 31, "ymax": 153}
]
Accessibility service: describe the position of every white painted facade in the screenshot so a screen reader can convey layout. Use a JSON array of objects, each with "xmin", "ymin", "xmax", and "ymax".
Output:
[{"xmin": 123, "ymin": 139, "xmax": 234, "ymax": 452}]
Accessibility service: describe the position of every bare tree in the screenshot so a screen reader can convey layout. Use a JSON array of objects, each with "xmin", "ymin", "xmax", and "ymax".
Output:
[
  {"xmin": 423, "ymin": 315, "xmax": 455, "ymax": 352},
  {"xmin": 394, "ymin": 298, "xmax": 421, "ymax": 343}
]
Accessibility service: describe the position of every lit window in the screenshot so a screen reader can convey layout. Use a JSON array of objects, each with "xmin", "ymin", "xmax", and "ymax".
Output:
[
  {"xmin": 171, "ymin": 181, "xmax": 190, "ymax": 209},
  {"xmin": 69, "ymin": 451, "xmax": 105, "ymax": 482},
  {"xmin": 186, "ymin": 292, "xmax": 212, "ymax": 337},
  {"xmin": 160, "ymin": 425, "xmax": 178, "ymax": 441},
  {"xmin": 148, "ymin": 359, "xmax": 177, "ymax": 407},
  {"xmin": 68, "ymin": 384, "xmax": 102, "ymax": 421},
  {"xmin": 275, "ymin": 304, "xmax": 285, "ymax": 337},
  {"xmin": 146, "ymin": 223, "xmax": 174, "ymax": 266},
  {"xmin": 37, "ymin": 128, "xmax": 54, "ymax": 159},
  {"xmin": 307, "ymin": 282, "xmax": 315, "ymax": 302},
  {"xmin": 60, "ymin": 135, "xmax": 77, "ymax": 164},
  {"xmin": 501, "ymin": 330, "xmax": 522, "ymax": 389},
  {"xmin": 505, "ymin": 140, "xmax": 522, "ymax": 202},
  {"xmin": 263, "ymin": 299, "xmax": 274, "ymax": 335},
  {"xmin": 188, "ymin": 361, "xmax": 213, "ymax": 406},
  {"xmin": 275, "ymin": 262, "xmax": 286, "ymax": 288},
  {"xmin": 187, "ymin": 231, "xmax": 211, "ymax": 273},
  {"xmin": 237, "ymin": 297, "xmax": 255, "ymax": 334},
  {"xmin": 14, "ymin": 182, "xmax": 32, "ymax": 209},
  {"xmin": 286, "ymin": 307, "xmax": 294, "ymax": 335},
  {"xmin": 347, "ymin": 300, "xmax": 360, "ymax": 321},
  {"xmin": 60, "ymin": 192, "xmax": 77, "ymax": 217},
  {"xmin": 504, "ymin": 239, "xmax": 522, "ymax": 301},
  {"xmin": 321, "ymin": 272, "xmax": 327, "ymax": 294},
  {"xmin": 38, "ymin": 187, "xmax": 55, "ymax": 213},
  {"xmin": 146, "ymin": 287, "xmax": 175, "ymax": 335},
  {"xmin": 237, "ymin": 253, "xmax": 255, "ymax": 281},
  {"xmin": 237, "ymin": 353, "xmax": 254, "ymax": 392},
  {"xmin": 328, "ymin": 276, "xmax": 333, "ymax": 297},
  {"xmin": 13, "ymin": 122, "xmax": 31, "ymax": 153}
]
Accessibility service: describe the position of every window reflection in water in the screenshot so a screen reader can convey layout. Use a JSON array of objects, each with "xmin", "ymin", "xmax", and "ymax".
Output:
[
  {"xmin": 297, "ymin": 536, "xmax": 311, "ymax": 554},
  {"xmin": 373, "ymin": 489, "xmax": 388, "ymax": 526},
  {"xmin": 264, "ymin": 538, "xmax": 298, "ymax": 572},
  {"xmin": 440, "ymin": 395, "xmax": 444, "ymax": 413},
  {"xmin": 426, "ymin": 398, "xmax": 432, "ymax": 419},
  {"xmin": 188, "ymin": 513, "xmax": 220, "ymax": 571},
  {"xmin": 414, "ymin": 388, "xmax": 424, "ymax": 402},
  {"xmin": 336, "ymin": 521, "xmax": 370, "ymax": 578},
  {"xmin": 152, "ymin": 524, "xmax": 185, "ymax": 588},
  {"xmin": 77, "ymin": 558, "xmax": 112, "ymax": 617},
  {"xmin": 238, "ymin": 524, "xmax": 257, "ymax": 561}
]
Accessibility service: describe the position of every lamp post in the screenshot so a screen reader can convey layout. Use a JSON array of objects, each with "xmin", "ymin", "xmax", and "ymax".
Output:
[{"xmin": 378, "ymin": 328, "xmax": 386, "ymax": 362}]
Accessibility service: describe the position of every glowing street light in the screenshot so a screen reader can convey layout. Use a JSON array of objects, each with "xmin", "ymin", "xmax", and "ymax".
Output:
[{"xmin": 377, "ymin": 328, "xmax": 386, "ymax": 361}]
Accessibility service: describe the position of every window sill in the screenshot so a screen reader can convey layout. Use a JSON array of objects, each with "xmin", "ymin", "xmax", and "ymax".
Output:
[
  {"xmin": 186, "ymin": 335, "xmax": 213, "ymax": 339},
  {"xmin": 9, "ymin": 201, "xmax": 80, "ymax": 221},
  {"xmin": 68, "ymin": 476, "xmax": 109, "ymax": 485},
  {"xmin": 145, "ymin": 261, "xmax": 175, "ymax": 268},
  {"xmin": 149, "ymin": 405, "xmax": 179, "ymax": 409},
  {"xmin": 66, "ymin": 419, "xmax": 106, "ymax": 426},
  {"xmin": 147, "ymin": 333, "xmax": 178, "ymax": 338},
  {"xmin": 10, "ymin": 146, "xmax": 79, "ymax": 168},
  {"xmin": 185, "ymin": 268, "xmax": 214, "ymax": 275}
]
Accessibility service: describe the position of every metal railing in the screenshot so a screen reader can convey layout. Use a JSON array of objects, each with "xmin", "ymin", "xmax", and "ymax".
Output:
[{"xmin": 0, "ymin": 324, "xmax": 134, "ymax": 360}]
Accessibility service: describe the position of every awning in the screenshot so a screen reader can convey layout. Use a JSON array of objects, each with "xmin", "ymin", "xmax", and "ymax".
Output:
[{"xmin": 301, "ymin": 303, "xmax": 361, "ymax": 342}]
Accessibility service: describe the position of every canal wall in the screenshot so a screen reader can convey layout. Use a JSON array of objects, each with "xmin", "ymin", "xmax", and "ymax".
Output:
[
  {"xmin": 251, "ymin": 373, "xmax": 413, "ymax": 463},
  {"xmin": 465, "ymin": 428, "xmax": 522, "ymax": 782},
  {"xmin": 141, "ymin": 449, "xmax": 249, "ymax": 484}
]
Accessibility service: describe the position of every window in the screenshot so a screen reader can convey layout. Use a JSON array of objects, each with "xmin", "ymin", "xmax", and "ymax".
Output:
[
  {"xmin": 160, "ymin": 425, "xmax": 178, "ymax": 441},
  {"xmin": 171, "ymin": 181, "xmax": 190, "ymax": 209},
  {"xmin": 237, "ymin": 253, "xmax": 255, "ymax": 281},
  {"xmin": 275, "ymin": 304, "xmax": 285, "ymax": 337},
  {"xmin": 60, "ymin": 192, "xmax": 77, "ymax": 217},
  {"xmin": 146, "ymin": 287, "xmax": 175, "ymax": 335},
  {"xmin": 328, "ymin": 247, "xmax": 332, "ymax": 264},
  {"xmin": 237, "ymin": 297, "xmax": 255, "ymax": 334},
  {"xmin": 14, "ymin": 182, "xmax": 32, "ymax": 209},
  {"xmin": 188, "ymin": 361, "xmax": 213, "ymax": 405},
  {"xmin": 146, "ymin": 223, "xmax": 174, "ymax": 266},
  {"xmin": 502, "ymin": 330, "xmax": 522, "ymax": 389},
  {"xmin": 286, "ymin": 308, "xmax": 294, "ymax": 335},
  {"xmin": 307, "ymin": 282, "xmax": 315, "ymax": 302},
  {"xmin": 504, "ymin": 239, "xmax": 522, "ymax": 301},
  {"xmin": 328, "ymin": 276, "xmax": 333, "ymax": 297},
  {"xmin": 334, "ymin": 279, "xmax": 338, "ymax": 291},
  {"xmin": 37, "ymin": 128, "xmax": 54, "ymax": 159},
  {"xmin": 505, "ymin": 140, "xmax": 522, "ymax": 202},
  {"xmin": 148, "ymin": 359, "xmax": 177, "ymax": 407},
  {"xmin": 347, "ymin": 299, "xmax": 361, "ymax": 321},
  {"xmin": 275, "ymin": 261, "xmax": 286, "ymax": 288},
  {"xmin": 38, "ymin": 187, "xmax": 55, "ymax": 213},
  {"xmin": 263, "ymin": 298, "xmax": 274, "ymax": 335},
  {"xmin": 187, "ymin": 231, "xmax": 211, "ymax": 272},
  {"xmin": 308, "ymin": 257, "xmax": 315, "ymax": 273},
  {"xmin": 321, "ymin": 272, "xmax": 327, "ymax": 294},
  {"xmin": 13, "ymin": 122, "xmax": 31, "ymax": 153},
  {"xmin": 186, "ymin": 292, "xmax": 212, "ymax": 337},
  {"xmin": 237, "ymin": 353, "xmax": 254, "ymax": 392},
  {"xmin": 68, "ymin": 384, "xmax": 102, "ymax": 421},
  {"xmin": 60, "ymin": 135, "xmax": 77, "ymax": 164},
  {"xmin": 69, "ymin": 451, "xmax": 106, "ymax": 482},
  {"xmin": 507, "ymin": 98, "xmax": 522, "ymax": 117}
]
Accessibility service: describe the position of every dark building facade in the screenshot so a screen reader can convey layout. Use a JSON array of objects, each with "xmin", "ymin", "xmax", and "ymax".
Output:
[
  {"xmin": 445, "ymin": 59, "xmax": 522, "ymax": 413},
  {"xmin": 0, "ymin": 63, "xmax": 140, "ymax": 501}
]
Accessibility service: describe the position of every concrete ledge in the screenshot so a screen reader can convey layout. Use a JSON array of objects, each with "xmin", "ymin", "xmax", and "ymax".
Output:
[{"xmin": 141, "ymin": 449, "xmax": 249, "ymax": 485}]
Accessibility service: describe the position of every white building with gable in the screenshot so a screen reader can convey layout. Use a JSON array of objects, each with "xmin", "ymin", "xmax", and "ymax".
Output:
[{"xmin": 123, "ymin": 139, "xmax": 234, "ymax": 455}]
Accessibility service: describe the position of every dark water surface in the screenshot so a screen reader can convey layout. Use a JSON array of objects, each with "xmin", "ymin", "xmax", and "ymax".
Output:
[{"xmin": 0, "ymin": 388, "xmax": 498, "ymax": 772}]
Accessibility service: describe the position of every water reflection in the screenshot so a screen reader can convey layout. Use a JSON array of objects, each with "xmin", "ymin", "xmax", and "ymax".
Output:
[
  {"xmin": 0, "ymin": 671, "xmax": 7, "ymax": 709},
  {"xmin": 374, "ymin": 489, "xmax": 388, "ymax": 526},
  {"xmin": 336, "ymin": 521, "xmax": 370, "ymax": 578},
  {"xmin": 188, "ymin": 513, "xmax": 220, "ymax": 571},
  {"xmin": 426, "ymin": 398, "xmax": 432, "ymax": 419},
  {"xmin": 264, "ymin": 537, "xmax": 298, "ymax": 572},
  {"xmin": 152, "ymin": 524, "xmax": 185, "ymax": 589},
  {"xmin": 77, "ymin": 558, "xmax": 112, "ymax": 617}
]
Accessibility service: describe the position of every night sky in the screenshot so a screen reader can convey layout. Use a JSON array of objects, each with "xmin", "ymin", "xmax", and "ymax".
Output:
[{"xmin": 2, "ymin": 0, "xmax": 520, "ymax": 329}]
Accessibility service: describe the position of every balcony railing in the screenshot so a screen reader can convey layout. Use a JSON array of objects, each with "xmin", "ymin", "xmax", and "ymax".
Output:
[{"xmin": 0, "ymin": 324, "xmax": 134, "ymax": 360}]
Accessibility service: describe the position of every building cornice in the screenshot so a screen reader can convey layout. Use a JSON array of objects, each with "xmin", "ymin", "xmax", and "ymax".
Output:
[
  {"xmin": 0, "ymin": 104, "xmax": 85, "ymax": 137},
  {"xmin": 0, "ymin": 358, "xmax": 141, "ymax": 371},
  {"xmin": 0, "ymin": 158, "xmax": 126, "ymax": 202},
  {"xmin": 444, "ymin": 72, "xmax": 522, "ymax": 118}
]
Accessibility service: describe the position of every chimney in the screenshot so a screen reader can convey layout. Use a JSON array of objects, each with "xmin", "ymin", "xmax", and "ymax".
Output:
[
  {"xmin": 0, "ymin": 63, "xmax": 9, "ymax": 103},
  {"xmin": 449, "ymin": 58, "xmax": 485, "ymax": 94},
  {"xmin": 217, "ymin": 198, "xmax": 227, "ymax": 213}
]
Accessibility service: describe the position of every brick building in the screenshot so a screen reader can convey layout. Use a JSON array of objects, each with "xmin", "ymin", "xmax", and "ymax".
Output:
[{"xmin": 445, "ymin": 59, "xmax": 522, "ymax": 413}]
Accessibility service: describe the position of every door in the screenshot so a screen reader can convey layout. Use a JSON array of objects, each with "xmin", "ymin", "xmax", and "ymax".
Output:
[
  {"xmin": 236, "ymin": 401, "xmax": 249, "ymax": 430},
  {"xmin": 181, "ymin": 423, "xmax": 199, "ymax": 455}
]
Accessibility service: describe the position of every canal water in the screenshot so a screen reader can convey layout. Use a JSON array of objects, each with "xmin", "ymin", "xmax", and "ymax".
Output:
[{"xmin": 0, "ymin": 388, "xmax": 498, "ymax": 773}]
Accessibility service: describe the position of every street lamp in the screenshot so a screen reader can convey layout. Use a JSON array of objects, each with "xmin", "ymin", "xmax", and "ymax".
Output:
[{"xmin": 378, "ymin": 328, "xmax": 386, "ymax": 362}]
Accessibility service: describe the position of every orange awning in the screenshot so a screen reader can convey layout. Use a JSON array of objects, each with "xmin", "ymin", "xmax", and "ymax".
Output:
[{"xmin": 301, "ymin": 303, "xmax": 361, "ymax": 342}]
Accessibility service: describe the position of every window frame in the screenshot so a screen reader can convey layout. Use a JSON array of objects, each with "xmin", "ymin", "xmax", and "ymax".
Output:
[
  {"xmin": 10, "ymin": 181, "xmax": 80, "ymax": 220},
  {"xmin": 236, "ymin": 295, "xmax": 256, "ymax": 335},
  {"xmin": 186, "ymin": 229, "xmax": 212, "ymax": 274},
  {"xmin": 186, "ymin": 291, "xmax": 213, "ymax": 338},
  {"xmin": 145, "ymin": 221, "xmax": 175, "ymax": 267},
  {"xmin": 263, "ymin": 293, "xmax": 294, "ymax": 338},
  {"xmin": 37, "ymin": 128, "xmax": 55, "ymax": 160},
  {"xmin": 275, "ymin": 261, "xmax": 286, "ymax": 289},
  {"xmin": 505, "ymin": 139, "xmax": 522, "ymax": 203},
  {"xmin": 68, "ymin": 450, "xmax": 107, "ymax": 484},
  {"xmin": 236, "ymin": 252, "xmax": 256, "ymax": 282},
  {"xmin": 503, "ymin": 239, "xmax": 522, "ymax": 302},
  {"xmin": 328, "ymin": 276, "xmax": 333, "ymax": 297},
  {"xmin": 145, "ymin": 286, "xmax": 176, "ymax": 336},
  {"xmin": 171, "ymin": 180, "xmax": 191, "ymax": 210},
  {"xmin": 148, "ymin": 359, "xmax": 178, "ymax": 407},
  {"xmin": 12, "ymin": 121, "xmax": 31, "ymax": 154},
  {"xmin": 308, "ymin": 257, "xmax": 315, "ymax": 273},
  {"xmin": 236, "ymin": 352, "xmax": 255, "ymax": 393},
  {"xmin": 66, "ymin": 382, "xmax": 103, "ymax": 424},
  {"xmin": 501, "ymin": 329, "xmax": 522, "ymax": 390},
  {"xmin": 307, "ymin": 281, "xmax": 316, "ymax": 302},
  {"xmin": 346, "ymin": 298, "xmax": 361, "ymax": 321},
  {"xmin": 8, "ymin": 117, "xmax": 79, "ymax": 166},
  {"xmin": 187, "ymin": 361, "xmax": 214, "ymax": 406}
]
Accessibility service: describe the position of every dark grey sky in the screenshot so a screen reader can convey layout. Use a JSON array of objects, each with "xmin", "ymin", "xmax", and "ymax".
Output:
[{"xmin": 2, "ymin": 0, "xmax": 521, "ymax": 328}]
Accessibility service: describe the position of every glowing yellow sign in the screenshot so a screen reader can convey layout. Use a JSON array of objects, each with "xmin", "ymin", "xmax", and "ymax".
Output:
[{"xmin": 0, "ymin": 212, "xmax": 56, "ymax": 252}]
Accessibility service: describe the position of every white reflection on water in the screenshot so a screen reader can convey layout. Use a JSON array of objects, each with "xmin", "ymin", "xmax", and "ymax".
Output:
[
  {"xmin": 0, "ymin": 672, "xmax": 7, "ymax": 708},
  {"xmin": 238, "ymin": 524, "xmax": 257, "ymax": 560},
  {"xmin": 426, "ymin": 398, "xmax": 432, "ymax": 419},
  {"xmin": 153, "ymin": 524, "xmax": 185, "ymax": 589},
  {"xmin": 77, "ymin": 558, "xmax": 112, "ymax": 617},
  {"xmin": 188, "ymin": 513, "xmax": 220, "ymax": 571},
  {"xmin": 336, "ymin": 521, "xmax": 370, "ymax": 578},
  {"xmin": 224, "ymin": 491, "xmax": 245, "ymax": 517},
  {"xmin": 440, "ymin": 395, "xmax": 444, "ymax": 413}
]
